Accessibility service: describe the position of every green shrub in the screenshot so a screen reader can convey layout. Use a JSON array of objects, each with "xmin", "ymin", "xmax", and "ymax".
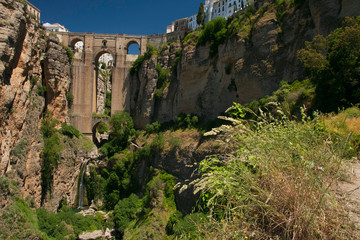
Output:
[
  {"xmin": 151, "ymin": 133, "xmax": 165, "ymax": 152},
  {"xmin": 40, "ymin": 114, "xmax": 62, "ymax": 203},
  {"xmin": 176, "ymin": 114, "xmax": 199, "ymax": 129},
  {"xmin": 0, "ymin": 176, "xmax": 10, "ymax": 194},
  {"xmin": 198, "ymin": 17, "xmax": 227, "ymax": 57},
  {"xmin": 159, "ymin": 171, "xmax": 176, "ymax": 206},
  {"xmin": 66, "ymin": 92, "xmax": 74, "ymax": 107},
  {"xmin": 85, "ymin": 169, "xmax": 106, "ymax": 204},
  {"xmin": 113, "ymin": 194, "xmax": 140, "ymax": 236},
  {"xmin": 60, "ymin": 44, "xmax": 74, "ymax": 64},
  {"xmin": 173, "ymin": 49, "xmax": 183, "ymax": 74},
  {"xmin": 60, "ymin": 123, "xmax": 81, "ymax": 138},
  {"xmin": 145, "ymin": 121, "xmax": 161, "ymax": 134},
  {"xmin": 155, "ymin": 64, "xmax": 171, "ymax": 99},
  {"xmin": 11, "ymin": 140, "xmax": 29, "ymax": 158},
  {"xmin": 275, "ymin": 0, "xmax": 287, "ymax": 24},
  {"xmin": 30, "ymin": 75, "xmax": 38, "ymax": 86},
  {"xmin": 166, "ymin": 212, "xmax": 207, "ymax": 238},
  {"xmin": 96, "ymin": 122, "xmax": 109, "ymax": 134},
  {"xmin": 105, "ymin": 91, "xmax": 111, "ymax": 116},
  {"xmin": 37, "ymin": 85, "xmax": 46, "ymax": 96},
  {"xmin": 130, "ymin": 44, "xmax": 157, "ymax": 75}
]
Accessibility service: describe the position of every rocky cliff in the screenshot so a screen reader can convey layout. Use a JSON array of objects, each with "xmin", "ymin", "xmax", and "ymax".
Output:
[
  {"xmin": 0, "ymin": 0, "xmax": 89, "ymax": 210},
  {"xmin": 130, "ymin": 0, "xmax": 360, "ymax": 128}
]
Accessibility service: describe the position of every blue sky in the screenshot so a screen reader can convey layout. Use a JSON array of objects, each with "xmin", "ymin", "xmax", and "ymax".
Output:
[{"xmin": 31, "ymin": 0, "xmax": 203, "ymax": 35}]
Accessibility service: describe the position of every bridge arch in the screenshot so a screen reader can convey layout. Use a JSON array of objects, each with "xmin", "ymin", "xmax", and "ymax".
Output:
[
  {"xmin": 94, "ymin": 49, "xmax": 115, "ymax": 66},
  {"xmin": 94, "ymin": 50, "xmax": 114, "ymax": 116},
  {"xmin": 126, "ymin": 40, "xmax": 140, "ymax": 55},
  {"xmin": 70, "ymin": 37, "xmax": 85, "ymax": 51},
  {"xmin": 92, "ymin": 119, "xmax": 110, "ymax": 146}
]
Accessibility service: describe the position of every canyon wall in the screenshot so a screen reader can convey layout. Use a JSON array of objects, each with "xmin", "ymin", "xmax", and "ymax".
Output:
[
  {"xmin": 0, "ymin": 0, "xmax": 90, "ymax": 210},
  {"xmin": 130, "ymin": 0, "xmax": 360, "ymax": 128}
]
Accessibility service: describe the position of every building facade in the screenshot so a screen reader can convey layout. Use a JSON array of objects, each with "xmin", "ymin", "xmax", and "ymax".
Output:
[
  {"xmin": 25, "ymin": 0, "xmax": 40, "ymax": 21},
  {"xmin": 167, "ymin": 0, "xmax": 254, "ymax": 33},
  {"xmin": 206, "ymin": 0, "xmax": 253, "ymax": 22},
  {"xmin": 43, "ymin": 23, "xmax": 69, "ymax": 32}
]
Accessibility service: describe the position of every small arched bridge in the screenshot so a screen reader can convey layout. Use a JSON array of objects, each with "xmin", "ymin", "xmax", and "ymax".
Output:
[{"xmin": 55, "ymin": 32, "xmax": 168, "ymax": 137}]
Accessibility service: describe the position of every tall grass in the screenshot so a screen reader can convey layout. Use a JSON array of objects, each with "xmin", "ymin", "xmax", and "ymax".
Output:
[{"xmin": 192, "ymin": 109, "xmax": 357, "ymax": 239}]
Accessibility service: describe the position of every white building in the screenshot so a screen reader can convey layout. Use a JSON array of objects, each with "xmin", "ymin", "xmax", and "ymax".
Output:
[
  {"xmin": 187, "ymin": 14, "xmax": 199, "ymax": 31},
  {"xmin": 26, "ymin": 0, "xmax": 40, "ymax": 21},
  {"xmin": 167, "ymin": 0, "xmax": 254, "ymax": 33},
  {"xmin": 206, "ymin": 0, "xmax": 253, "ymax": 22},
  {"xmin": 43, "ymin": 23, "xmax": 69, "ymax": 32}
]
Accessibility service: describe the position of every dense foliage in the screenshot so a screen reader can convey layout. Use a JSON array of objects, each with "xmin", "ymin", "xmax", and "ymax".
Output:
[
  {"xmin": 155, "ymin": 64, "xmax": 171, "ymax": 99},
  {"xmin": 298, "ymin": 17, "xmax": 360, "ymax": 112},
  {"xmin": 100, "ymin": 111, "xmax": 137, "ymax": 157},
  {"xmin": 40, "ymin": 114, "xmax": 62, "ymax": 204},
  {"xmin": 36, "ymin": 207, "xmax": 102, "ymax": 240}
]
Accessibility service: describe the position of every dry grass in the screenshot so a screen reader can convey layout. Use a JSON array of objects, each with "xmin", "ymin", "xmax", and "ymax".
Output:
[
  {"xmin": 324, "ymin": 107, "xmax": 360, "ymax": 135},
  {"xmin": 191, "ymin": 112, "xmax": 358, "ymax": 239}
]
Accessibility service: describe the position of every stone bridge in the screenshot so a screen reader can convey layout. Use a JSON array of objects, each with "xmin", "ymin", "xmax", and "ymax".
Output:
[{"xmin": 55, "ymin": 32, "xmax": 170, "ymax": 137}]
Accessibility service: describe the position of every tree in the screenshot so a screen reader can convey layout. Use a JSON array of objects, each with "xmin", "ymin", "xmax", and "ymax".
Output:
[
  {"xmin": 298, "ymin": 17, "xmax": 360, "ymax": 112},
  {"xmin": 197, "ymin": 2, "xmax": 205, "ymax": 27},
  {"xmin": 100, "ymin": 111, "xmax": 136, "ymax": 157}
]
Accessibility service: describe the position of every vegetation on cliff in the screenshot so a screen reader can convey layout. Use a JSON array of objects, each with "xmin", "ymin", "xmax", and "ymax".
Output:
[{"xmin": 298, "ymin": 17, "xmax": 360, "ymax": 112}]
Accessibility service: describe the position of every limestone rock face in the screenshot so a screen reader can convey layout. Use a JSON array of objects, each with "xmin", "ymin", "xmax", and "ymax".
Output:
[
  {"xmin": 131, "ymin": 56, "xmax": 159, "ymax": 128},
  {"xmin": 44, "ymin": 37, "xmax": 71, "ymax": 124},
  {"xmin": 0, "ymin": 0, "xmax": 76, "ymax": 210},
  {"xmin": 0, "ymin": 0, "xmax": 46, "ymax": 206},
  {"xmin": 130, "ymin": 0, "xmax": 360, "ymax": 128},
  {"xmin": 79, "ymin": 228, "xmax": 114, "ymax": 240}
]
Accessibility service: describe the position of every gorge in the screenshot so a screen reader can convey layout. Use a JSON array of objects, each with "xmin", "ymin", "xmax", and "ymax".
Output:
[{"xmin": 0, "ymin": 0, "xmax": 360, "ymax": 239}]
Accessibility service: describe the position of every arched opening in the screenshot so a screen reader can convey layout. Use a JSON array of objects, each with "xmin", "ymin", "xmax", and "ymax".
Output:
[
  {"xmin": 92, "ymin": 121, "xmax": 109, "ymax": 147},
  {"xmin": 71, "ymin": 38, "xmax": 84, "ymax": 52},
  {"xmin": 71, "ymin": 39, "xmax": 84, "ymax": 60},
  {"xmin": 95, "ymin": 51, "xmax": 114, "ymax": 116},
  {"xmin": 127, "ymin": 41, "xmax": 140, "ymax": 55}
]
